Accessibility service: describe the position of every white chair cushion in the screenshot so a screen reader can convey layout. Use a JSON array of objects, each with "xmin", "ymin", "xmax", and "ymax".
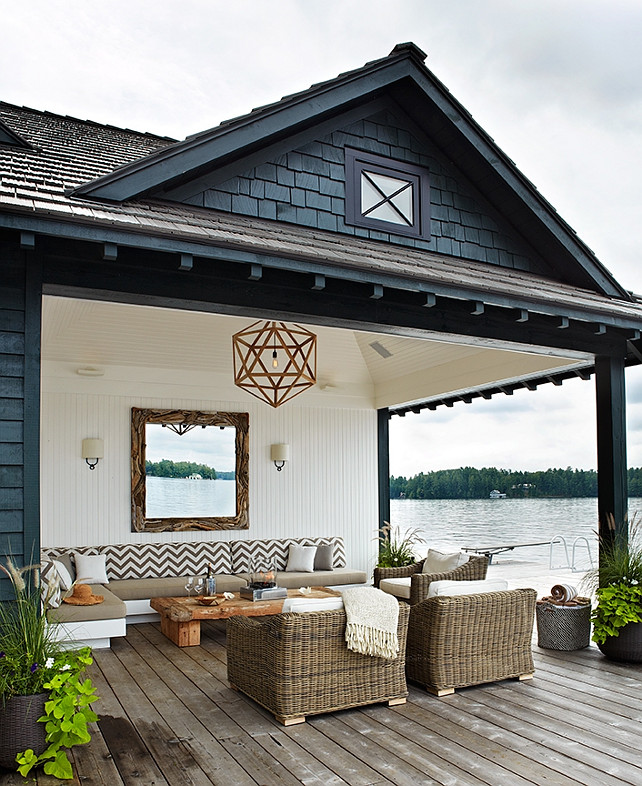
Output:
[
  {"xmin": 282, "ymin": 596, "xmax": 344, "ymax": 613},
  {"xmin": 422, "ymin": 549, "xmax": 469, "ymax": 574},
  {"xmin": 379, "ymin": 577, "xmax": 411, "ymax": 599},
  {"xmin": 427, "ymin": 578, "xmax": 509, "ymax": 598}
]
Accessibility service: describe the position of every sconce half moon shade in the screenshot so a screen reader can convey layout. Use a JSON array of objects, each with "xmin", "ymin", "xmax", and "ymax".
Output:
[
  {"xmin": 270, "ymin": 443, "xmax": 289, "ymax": 471},
  {"xmin": 82, "ymin": 438, "xmax": 103, "ymax": 470}
]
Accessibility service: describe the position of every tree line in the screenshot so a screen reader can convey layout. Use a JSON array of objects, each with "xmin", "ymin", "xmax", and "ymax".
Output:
[
  {"xmin": 146, "ymin": 459, "xmax": 235, "ymax": 480},
  {"xmin": 390, "ymin": 466, "xmax": 642, "ymax": 500}
]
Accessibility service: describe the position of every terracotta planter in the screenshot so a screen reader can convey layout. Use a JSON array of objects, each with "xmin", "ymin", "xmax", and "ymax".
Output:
[
  {"xmin": 0, "ymin": 692, "xmax": 48, "ymax": 769},
  {"xmin": 597, "ymin": 621, "xmax": 642, "ymax": 663}
]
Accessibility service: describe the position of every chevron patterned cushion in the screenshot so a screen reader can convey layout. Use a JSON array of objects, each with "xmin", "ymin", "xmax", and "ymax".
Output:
[
  {"xmin": 100, "ymin": 542, "xmax": 233, "ymax": 580},
  {"xmin": 230, "ymin": 536, "xmax": 346, "ymax": 574}
]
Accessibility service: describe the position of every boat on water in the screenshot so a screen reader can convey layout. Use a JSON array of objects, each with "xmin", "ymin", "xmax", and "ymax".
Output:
[{"xmin": 489, "ymin": 489, "xmax": 507, "ymax": 499}]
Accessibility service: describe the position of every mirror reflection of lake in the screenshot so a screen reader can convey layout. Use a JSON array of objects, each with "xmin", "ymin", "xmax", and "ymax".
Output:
[{"xmin": 146, "ymin": 476, "xmax": 236, "ymax": 518}]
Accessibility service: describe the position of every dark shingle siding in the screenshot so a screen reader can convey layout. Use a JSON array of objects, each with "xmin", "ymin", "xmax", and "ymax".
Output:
[{"xmin": 193, "ymin": 109, "xmax": 543, "ymax": 273}]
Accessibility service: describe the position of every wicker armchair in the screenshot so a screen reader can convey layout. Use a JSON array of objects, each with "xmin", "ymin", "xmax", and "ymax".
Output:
[
  {"xmin": 406, "ymin": 587, "xmax": 536, "ymax": 695},
  {"xmin": 374, "ymin": 554, "xmax": 489, "ymax": 605},
  {"xmin": 227, "ymin": 603, "xmax": 410, "ymax": 725}
]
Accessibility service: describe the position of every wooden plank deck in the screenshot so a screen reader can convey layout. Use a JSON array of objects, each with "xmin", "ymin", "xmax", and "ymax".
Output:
[{"xmin": 2, "ymin": 620, "xmax": 642, "ymax": 786}]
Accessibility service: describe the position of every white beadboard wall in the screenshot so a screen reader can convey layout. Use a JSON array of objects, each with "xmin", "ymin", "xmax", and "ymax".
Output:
[{"xmin": 40, "ymin": 391, "xmax": 378, "ymax": 575}]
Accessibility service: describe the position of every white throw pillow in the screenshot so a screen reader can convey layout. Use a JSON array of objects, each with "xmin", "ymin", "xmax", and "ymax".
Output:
[
  {"xmin": 422, "ymin": 549, "xmax": 469, "ymax": 574},
  {"xmin": 74, "ymin": 552, "xmax": 109, "ymax": 584},
  {"xmin": 52, "ymin": 559, "xmax": 73, "ymax": 591},
  {"xmin": 427, "ymin": 578, "xmax": 509, "ymax": 598},
  {"xmin": 285, "ymin": 544, "xmax": 317, "ymax": 572},
  {"xmin": 379, "ymin": 578, "xmax": 411, "ymax": 599},
  {"xmin": 282, "ymin": 597, "xmax": 344, "ymax": 613}
]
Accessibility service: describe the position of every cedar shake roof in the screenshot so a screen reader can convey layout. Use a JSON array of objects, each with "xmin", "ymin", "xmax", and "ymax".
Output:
[
  {"xmin": 1, "ymin": 43, "xmax": 642, "ymax": 338},
  {"xmin": 1, "ymin": 101, "xmax": 641, "ymax": 332}
]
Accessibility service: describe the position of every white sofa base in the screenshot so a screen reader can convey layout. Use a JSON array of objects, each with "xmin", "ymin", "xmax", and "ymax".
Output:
[
  {"xmin": 52, "ymin": 618, "xmax": 127, "ymax": 650},
  {"xmin": 125, "ymin": 599, "xmax": 160, "ymax": 624}
]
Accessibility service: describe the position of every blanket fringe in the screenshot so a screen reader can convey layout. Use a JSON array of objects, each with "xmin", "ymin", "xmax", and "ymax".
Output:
[{"xmin": 345, "ymin": 622, "xmax": 398, "ymax": 660}]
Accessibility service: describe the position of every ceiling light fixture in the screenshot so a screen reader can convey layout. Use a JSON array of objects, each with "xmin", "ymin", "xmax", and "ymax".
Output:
[{"xmin": 232, "ymin": 320, "xmax": 317, "ymax": 408}]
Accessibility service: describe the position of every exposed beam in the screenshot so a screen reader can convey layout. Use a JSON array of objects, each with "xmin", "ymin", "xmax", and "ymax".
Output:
[
  {"xmin": 423, "ymin": 293, "xmax": 436, "ymax": 308},
  {"xmin": 371, "ymin": 284, "xmax": 384, "ymax": 300},
  {"xmin": 20, "ymin": 231, "xmax": 35, "ymax": 249},
  {"xmin": 179, "ymin": 254, "xmax": 193, "ymax": 271},
  {"xmin": 103, "ymin": 242, "xmax": 118, "ymax": 261},
  {"xmin": 471, "ymin": 300, "xmax": 485, "ymax": 316},
  {"xmin": 312, "ymin": 274, "xmax": 326, "ymax": 291},
  {"xmin": 515, "ymin": 309, "xmax": 529, "ymax": 323},
  {"xmin": 558, "ymin": 317, "xmax": 570, "ymax": 329},
  {"xmin": 248, "ymin": 263, "xmax": 262, "ymax": 281}
]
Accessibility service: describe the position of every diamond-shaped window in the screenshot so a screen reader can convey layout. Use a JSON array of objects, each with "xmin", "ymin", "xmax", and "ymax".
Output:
[{"xmin": 345, "ymin": 148, "xmax": 429, "ymax": 239}]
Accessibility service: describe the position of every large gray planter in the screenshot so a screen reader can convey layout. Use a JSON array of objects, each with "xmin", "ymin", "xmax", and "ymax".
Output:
[
  {"xmin": 0, "ymin": 692, "xmax": 48, "ymax": 769},
  {"xmin": 597, "ymin": 621, "xmax": 642, "ymax": 662}
]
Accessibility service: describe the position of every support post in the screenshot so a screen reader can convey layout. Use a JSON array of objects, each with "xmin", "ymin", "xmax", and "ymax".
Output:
[
  {"xmin": 377, "ymin": 407, "xmax": 390, "ymax": 548},
  {"xmin": 595, "ymin": 354, "xmax": 628, "ymax": 551},
  {"xmin": 377, "ymin": 408, "xmax": 391, "ymax": 545}
]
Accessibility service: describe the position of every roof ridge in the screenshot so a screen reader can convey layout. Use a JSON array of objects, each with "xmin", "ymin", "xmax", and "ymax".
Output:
[{"xmin": 185, "ymin": 42, "xmax": 422, "ymax": 142}]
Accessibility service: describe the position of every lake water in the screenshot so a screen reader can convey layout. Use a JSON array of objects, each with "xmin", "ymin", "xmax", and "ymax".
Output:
[
  {"xmin": 390, "ymin": 497, "xmax": 642, "ymax": 570},
  {"xmin": 146, "ymin": 476, "xmax": 236, "ymax": 518}
]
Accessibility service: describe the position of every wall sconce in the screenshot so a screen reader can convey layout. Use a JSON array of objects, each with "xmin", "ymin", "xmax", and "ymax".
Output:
[
  {"xmin": 82, "ymin": 438, "xmax": 103, "ymax": 470},
  {"xmin": 270, "ymin": 443, "xmax": 289, "ymax": 472}
]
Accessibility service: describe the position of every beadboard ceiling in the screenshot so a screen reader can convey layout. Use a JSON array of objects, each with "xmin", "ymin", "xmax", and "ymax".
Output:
[{"xmin": 41, "ymin": 296, "xmax": 588, "ymax": 409}]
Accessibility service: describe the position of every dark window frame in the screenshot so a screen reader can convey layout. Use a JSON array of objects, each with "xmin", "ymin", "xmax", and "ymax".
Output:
[{"xmin": 345, "ymin": 148, "xmax": 430, "ymax": 239}]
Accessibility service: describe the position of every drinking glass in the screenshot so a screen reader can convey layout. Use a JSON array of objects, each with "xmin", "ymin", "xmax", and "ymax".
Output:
[
  {"xmin": 194, "ymin": 578, "xmax": 204, "ymax": 596},
  {"xmin": 184, "ymin": 576, "xmax": 194, "ymax": 597}
]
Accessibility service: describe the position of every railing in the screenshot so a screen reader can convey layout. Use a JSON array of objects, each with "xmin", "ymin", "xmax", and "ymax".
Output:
[{"xmin": 549, "ymin": 535, "xmax": 595, "ymax": 572}]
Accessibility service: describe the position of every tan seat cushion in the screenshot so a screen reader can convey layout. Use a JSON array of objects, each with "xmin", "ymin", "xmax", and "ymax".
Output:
[
  {"xmin": 47, "ymin": 585, "xmax": 126, "ymax": 623},
  {"xmin": 379, "ymin": 577, "xmax": 411, "ymax": 599},
  {"xmin": 107, "ymin": 574, "xmax": 247, "ymax": 601},
  {"xmin": 236, "ymin": 568, "xmax": 367, "ymax": 589}
]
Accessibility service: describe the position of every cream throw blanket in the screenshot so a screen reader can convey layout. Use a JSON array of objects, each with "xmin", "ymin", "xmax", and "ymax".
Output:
[{"xmin": 342, "ymin": 586, "xmax": 399, "ymax": 660}]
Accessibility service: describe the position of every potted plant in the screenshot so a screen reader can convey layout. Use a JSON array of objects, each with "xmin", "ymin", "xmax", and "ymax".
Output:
[
  {"xmin": 377, "ymin": 522, "xmax": 425, "ymax": 568},
  {"xmin": 0, "ymin": 558, "xmax": 99, "ymax": 778},
  {"xmin": 585, "ymin": 515, "xmax": 642, "ymax": 662}
]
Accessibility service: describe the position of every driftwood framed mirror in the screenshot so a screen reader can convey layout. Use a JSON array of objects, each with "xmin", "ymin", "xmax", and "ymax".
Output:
[{"xmin": 131, "ymin": 408, "xmax": 249, "ymax": 532}]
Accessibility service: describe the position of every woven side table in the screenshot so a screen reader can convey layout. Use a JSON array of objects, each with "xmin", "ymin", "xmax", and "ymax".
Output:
[{"xmin": 536, "ymin": 601, "xmax": 591, "ymax": 650}]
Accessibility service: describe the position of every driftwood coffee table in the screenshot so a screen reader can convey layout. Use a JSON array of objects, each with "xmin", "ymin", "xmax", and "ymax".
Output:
[{"xmin": 151, "ymin": 587, "xmax": 341, "ymax": 647}]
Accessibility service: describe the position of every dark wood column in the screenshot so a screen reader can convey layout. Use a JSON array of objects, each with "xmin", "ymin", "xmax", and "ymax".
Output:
[
  {"xmin": 0, "ymin": 241, "xmax": 41, "ymax": 598},
  {"xmin": 595, "ymin": 354, "xmax": 628, "ymax": 547},
  {"xmin": 377, "ymin": 408, "xmax": 390, "ymax": 541}
]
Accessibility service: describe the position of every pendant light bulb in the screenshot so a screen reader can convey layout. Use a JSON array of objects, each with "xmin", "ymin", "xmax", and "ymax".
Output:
[{"xmin": 272, "ymin": 349, "xmax": 278, "ymax": 368}]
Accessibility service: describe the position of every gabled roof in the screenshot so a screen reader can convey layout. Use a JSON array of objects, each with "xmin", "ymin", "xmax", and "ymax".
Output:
[{"xmin": 69, "ymin": 42, "xmax": 628, "ymax": 299}]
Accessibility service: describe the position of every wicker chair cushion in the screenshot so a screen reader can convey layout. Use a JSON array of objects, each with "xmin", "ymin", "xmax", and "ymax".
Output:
[
  {"xmin": 379, "ymin": 578, "xmax": 411, "ymax": 599},
  {"xmin": 282, "ymin": 596, "xmax": 344, "ymax": 613},
  {"xmin": 427, "ymin": 578, "xmax": 509, "ymax": 597},
  {"xmin": 422, "ymin": 549, "xmax": 469, "ymax": 574}
]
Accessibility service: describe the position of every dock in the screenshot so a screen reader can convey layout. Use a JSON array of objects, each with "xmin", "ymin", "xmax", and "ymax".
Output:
[{"xmin": 1, "ymin": 615, "xmax": 640, "ymax": 786}]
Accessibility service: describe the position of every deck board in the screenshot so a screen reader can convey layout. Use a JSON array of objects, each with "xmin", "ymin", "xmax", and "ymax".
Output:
[{"xmin": 2, "ymin": 622, "xmax": 642, "ymax": 786}]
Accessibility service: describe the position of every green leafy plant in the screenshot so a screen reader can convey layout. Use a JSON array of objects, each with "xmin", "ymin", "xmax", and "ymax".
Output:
[
  {"xmin": 0, "ymin": 558, "xmax": 98, "ymax": 779},
  {"xmin": 377, "ymin": 522, "xmax": 425, "ymax": 567},
  {"xmin": 584, "ymin": 514, "xmax": 642, "ymax": 645}
]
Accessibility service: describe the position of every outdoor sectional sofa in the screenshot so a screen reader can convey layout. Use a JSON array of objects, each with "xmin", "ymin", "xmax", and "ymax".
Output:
[{"xmin": 41, "ymin": 536, "xmax": 367, "ymax": 648}]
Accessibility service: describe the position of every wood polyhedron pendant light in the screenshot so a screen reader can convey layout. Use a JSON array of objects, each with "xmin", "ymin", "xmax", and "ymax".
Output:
[{"xmin": 232, "ymin": 320, "xmax": 317, "ymax": 408}]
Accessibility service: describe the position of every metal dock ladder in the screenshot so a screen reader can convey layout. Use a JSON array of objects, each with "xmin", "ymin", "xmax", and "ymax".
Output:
[{"xmin": 549, "ymin": 535, "xmax": 595, "ymax": 572}]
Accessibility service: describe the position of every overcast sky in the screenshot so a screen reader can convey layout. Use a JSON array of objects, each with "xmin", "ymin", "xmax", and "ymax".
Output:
[{"xmin": 4, "ymin": 0, "xmax": 642, "ymax": 476}]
